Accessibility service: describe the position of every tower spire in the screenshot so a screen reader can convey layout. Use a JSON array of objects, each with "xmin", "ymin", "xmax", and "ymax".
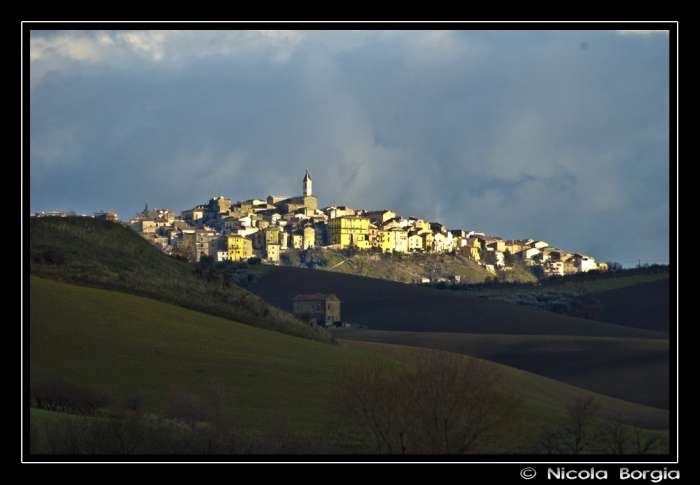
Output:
[{"xmin": 303, "ymin": 170, "xmax": 312, "ymax": 197}]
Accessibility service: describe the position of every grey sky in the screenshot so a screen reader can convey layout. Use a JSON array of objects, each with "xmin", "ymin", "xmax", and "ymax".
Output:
[{"xmin": 27, "ymin": 28, "xmax": 673, "ymax": 266}]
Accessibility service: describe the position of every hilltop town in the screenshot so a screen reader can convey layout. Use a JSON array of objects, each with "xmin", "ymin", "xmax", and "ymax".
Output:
[{"xmin": 32, "ymin": 170, "xmax": 606, "ymax": 278}]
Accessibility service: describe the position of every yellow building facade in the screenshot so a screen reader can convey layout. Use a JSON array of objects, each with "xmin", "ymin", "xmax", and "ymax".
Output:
[
  {"xmin": 327, "ymin": 216, "xmax": 370, "ymax": 249},
  {"xmin": 377, "ymin": 228, "xmax": 408, "ymax": 252},
  {"xmin": 253, "ymin": 226, "xmax": 282, "ymax": 250},
  {"xmin": 227, "ymin": 235, "xmax": 253, "ymax": 261}
]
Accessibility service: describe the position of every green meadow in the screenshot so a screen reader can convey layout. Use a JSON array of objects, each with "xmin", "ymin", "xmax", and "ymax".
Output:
[
  {"xmin": 29, "ymin": 217, "xmax": 330, "ymax": 343},
  {"xmin": 460, "ymin": 272, "xmax": 670, "ymax": 297},
  {"xmin": 29, "ymin": 276, "xmax": 366, "ymax": 434}
]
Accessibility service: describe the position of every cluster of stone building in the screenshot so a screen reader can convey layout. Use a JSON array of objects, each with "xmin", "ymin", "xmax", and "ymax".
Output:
[{"xmin": 125, "ymin": 171, "xmax": 605, "ymax": 277}]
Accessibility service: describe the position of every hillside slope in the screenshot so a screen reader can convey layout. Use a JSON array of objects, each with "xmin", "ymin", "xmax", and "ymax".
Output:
[
  {"xmin": 249, "ymin": 266, "xmax": 667, "ymax": 338},
  {"xmin": 28, "ymin": 276, "xmax": 668, "ymax": 430},
  {"xmin": 28, "ymin": 276, "xmax": 362, "ymax": 432},
  {"xmin": 336, "ymin": 330, "xmax": 669, "ymax": 410},
  {"xmin": 28, "ymin": 216, "xmax": 329, "ymax": 343},
  {"xmin": 281, "ymin": 248, "xmax": 537, "ymax": 284},
  {"xmin": 595, "ymin": 278, "xmax": 671, "ymax": 333},
  {"xmin": 339, "ymin": 340, "xmax": 668, "ymax": 430}
]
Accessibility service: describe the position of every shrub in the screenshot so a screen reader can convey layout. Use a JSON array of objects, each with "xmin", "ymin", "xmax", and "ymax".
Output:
[
  {"xmin": 36, "ymin": 246, "xmax": 64, "ymax": 265},
  {"xmin": 301, "ymin": 248, "xmax": 328, "ymax": 268},
  {"xmin": 30, "ymin": 381, "xmax": 109, "ymax": 415}
]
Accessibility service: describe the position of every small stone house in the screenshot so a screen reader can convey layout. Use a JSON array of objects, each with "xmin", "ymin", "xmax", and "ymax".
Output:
[{"xmin": 292, "ymin": 293, "xmax": 341, "ymax": 327}]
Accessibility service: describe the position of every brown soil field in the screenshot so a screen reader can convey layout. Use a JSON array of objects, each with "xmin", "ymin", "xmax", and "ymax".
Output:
[
  {"xmin": 339, "ymin": 339, "xmax": 669, "ymax": 430},
  {"xmin": 335, "ymin": 330, "xmax": 670, "ymax": 410},
  {"xmin": 249, "ymin": 266, "xmax": 667, "ymax": 339},
  {"xmin": 595, "ymin": 278, "xmax": 671, "ymax": 333}
]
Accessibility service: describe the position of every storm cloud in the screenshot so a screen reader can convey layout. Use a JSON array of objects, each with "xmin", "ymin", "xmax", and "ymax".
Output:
[{"xmin": 27, "ymin": 28, "xmax": 672, "ymax": 266}]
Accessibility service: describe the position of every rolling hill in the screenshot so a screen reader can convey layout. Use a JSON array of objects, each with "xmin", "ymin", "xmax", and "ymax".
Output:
[
  {"xmin": 248, "ymin": 266, "xmax": 670, "ymax": 413},
  {"xmin": 28, "ymin": 276, "xmax": 364, "ymax": 433},
  {"xmin": 595, "ymin": 278, "xmax": 671, "ymax": 333},
  {"xmin": 28, "ymin": 276, "xmax": 668, "ymax": 431},
  {"xmin": 248, "ymin": 266, "xmax": 667, "ymax": 338},
  {"xmin": 27, "ymin": 216, "xmax": 672, "ymax": 452},
  {"xmin": 28, "ymin": 216, "xmax": 330, "ymax": 343},
  {"xmin": 335, "ymin": 330, "xmax": 669, "ymax": 410}
]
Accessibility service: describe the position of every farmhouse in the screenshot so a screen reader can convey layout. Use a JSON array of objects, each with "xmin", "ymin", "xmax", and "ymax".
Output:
[{"xmin": 292, "ymin": 293, "xmax": 341, "ymax": 327}]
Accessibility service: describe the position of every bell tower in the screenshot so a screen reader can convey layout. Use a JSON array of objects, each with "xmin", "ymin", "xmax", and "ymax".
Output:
[{"xmin": 303, "ymin": 170, "xmax": 312, "ymax": 197}]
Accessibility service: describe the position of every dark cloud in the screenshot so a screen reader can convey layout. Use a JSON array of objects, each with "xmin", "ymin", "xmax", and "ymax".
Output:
[{"xmin": 28, "ymin": 29, "xmax": 672, "ymax": 266}]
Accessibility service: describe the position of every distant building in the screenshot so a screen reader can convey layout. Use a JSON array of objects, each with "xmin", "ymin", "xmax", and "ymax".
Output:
[
  {"xmin": 573, "ymin": 253, "xmax": 596, "ymax": 273},
  {"xmin": 327, "ymin": 216, "xmax": 370, "ymax": 249},
  {"xmin": 227, "ymin": 235, "xmax": 253, "ymax": 261},
  {"xmin": 365, "ymin": 210, "xmax": 396, "ymax": 225},
  {"xmin": 130, "ymin": 216, "xmax": 156, "ymax": 233},
  {"xmin": 266, "ymin": 243, "xmax": 280, "ymax": 263},
  {"xmin": 94, "ymin": 211, "xmax": 118, "ymax": 222},
  {"xmin": 292, "ymin": 293, "xmax": 341, "ymax": 327},
  {"xmin": 543, "ymin": 260, "xmax": 565, "ymax": 276}
]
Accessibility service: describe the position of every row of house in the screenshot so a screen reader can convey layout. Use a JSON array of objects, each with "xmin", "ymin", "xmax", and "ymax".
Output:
[
  {"xmin": 126, "ymin": 171, "xmax": 604, "ymax": 275},
  {"xmin": 32, "ymin": 211, "xmax": 119, "ymax": 222}
]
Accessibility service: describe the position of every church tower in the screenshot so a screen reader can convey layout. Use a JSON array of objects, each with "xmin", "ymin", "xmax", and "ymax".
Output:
[{"xmin": 303, "ymin": 170, "xmax": 312, "ymax": 197}]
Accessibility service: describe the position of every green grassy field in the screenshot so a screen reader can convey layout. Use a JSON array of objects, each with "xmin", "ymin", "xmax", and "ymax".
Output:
[
  {"xmin": 29, "ymin": 217, "xmax": 329, "ymax": 343},
  {"xmin": 578, "ymin": 272, "xmax": 670, "ymax": 292},
  {"xmin": 460, "ymin": 272, "xmax": 670, "ymax": 297},
  {"xmin": 29, "ymin": 276, "xmax": 366, "ymax": 434}
]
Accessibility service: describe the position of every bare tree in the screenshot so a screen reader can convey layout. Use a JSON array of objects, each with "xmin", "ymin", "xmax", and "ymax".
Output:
[
  {"xmin": 171, "ymin": 244, "xmax": 195, "ymax": 263},
  {"xmin": 331, "ymin": 356, "xmax": 420, "ymax": 454},
  {"xmin": 411, "ymin": 350, "xmax": 524, "ymax": 454},
  {"xmin": 535, "ymin": 423, "xmax": 565, "ymax": 454},
  {"xmin": 330, "ymin": 350, "xmax": 525, "ymax": 454},
  {"xmin": 561, "ymin": 396, "xmax": 600, "ymax": 454},
  {"xmin": 596, "ymin": 415, "xmax": 630, "ymax": 454},
  {"xmin": 123, "ymin": 394, "xmax": 145, "ymax": 412},
  {"xmin": 630, "ymin": 426, "xmax": 667, "ymax": 454}
]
